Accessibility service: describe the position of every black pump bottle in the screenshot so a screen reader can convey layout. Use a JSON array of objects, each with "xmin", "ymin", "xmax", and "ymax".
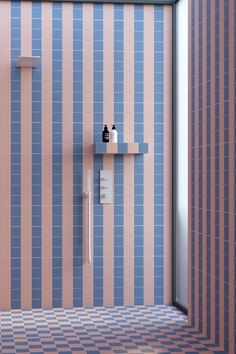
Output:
[{"xmin": 102, "ymin": 125, "xmax": 109, "ymax": 143}]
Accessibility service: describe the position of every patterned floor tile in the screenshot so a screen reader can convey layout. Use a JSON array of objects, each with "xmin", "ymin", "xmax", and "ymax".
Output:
[{"xmin": 0, "ymin": 306, "xmax": 225, "ymax": 353}]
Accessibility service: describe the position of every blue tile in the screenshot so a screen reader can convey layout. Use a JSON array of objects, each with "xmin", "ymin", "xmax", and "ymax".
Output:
[
  {"xmin": 154, "ymin": 4, "xmax": 164, "ymax": 304},
  {"xmin": 51, "ymin": 3, "xmax": 63, "ymax": 308},
  {"xmin": 118, "ymin": 143, "xmax": 128, "ymax": 153},
  {"xmin": 11, "ymin": 1, "xmax": 21, "ymax": 309},
  {"xmin": 95, "ymin": 143, "xmax": 106, "ymax": 153}
]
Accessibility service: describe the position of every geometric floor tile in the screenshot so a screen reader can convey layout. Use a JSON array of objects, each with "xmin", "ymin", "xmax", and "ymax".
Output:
[{"xmin": 0, "ymin": 306, "xmax": 225, "ymax": 353}]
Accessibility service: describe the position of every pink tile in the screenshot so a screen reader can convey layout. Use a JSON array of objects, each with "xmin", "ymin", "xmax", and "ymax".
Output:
[
  {"xmin": 82, "ymin": 4, "xmax": 94, "ymax": 307},
  {"xmin": 106, "ymin": 143, "xmax": 117, "ymax": 154},
  {"xmin": 201, "ymin": 1, "xmax": 207, "ymax": 338},
  {"xmin": 123, "ymin": 5, "xmax": 135, "ymax": 306},
  {"xmin": 62, "ymin": 2, "xmax": 73, "ymax": 309},
  {"xmin": 193, "ymin": 0, "xmax": 200, "ymax": 330},
  {"xmin": 209, "ymin": 0, "xmax": 216, "ymax": 341},
  {"xmin": 123, "ymin": 5, "xmax": 134, "ymax": 142},
  {"xmin": 127, "ymin": 143, "xmax": 139, "ymax": 154},
  {"xmin": 103, "ymin": 155, "xmax": 114, "ymax": 306},
  {"xmin": 229, "ymin": 1, "xmax": 235, "ymax": 353},
  {"xmin": 0, "ymin": 0, "xmax": 11, "ymax": 310}
]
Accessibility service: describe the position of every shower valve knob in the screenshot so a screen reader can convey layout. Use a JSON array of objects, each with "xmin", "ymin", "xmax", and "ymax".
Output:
[{"xmin": 100, "ymin": 170, "xmax": 112, "ymax": 204}]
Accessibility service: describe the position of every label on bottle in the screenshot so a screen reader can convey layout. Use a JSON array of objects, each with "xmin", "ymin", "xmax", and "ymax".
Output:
[{"xmin": 103, "ymin": 132, "xmax": 109, "ymax": 142}]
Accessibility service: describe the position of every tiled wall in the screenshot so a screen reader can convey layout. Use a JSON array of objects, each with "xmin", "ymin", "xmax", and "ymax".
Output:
[
  {"xmin": 189, "ymin": 0, "xmax": 235, "ymax": 353},
  {"xmin": 0, "ymin": 0, "xmax": 172, "ymax": 309}
]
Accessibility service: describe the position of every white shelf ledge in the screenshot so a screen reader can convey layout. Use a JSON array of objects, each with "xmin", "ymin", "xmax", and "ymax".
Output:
[{"xmin": 16, "ymin": 56, "xmax": 40, "ymax": 68}]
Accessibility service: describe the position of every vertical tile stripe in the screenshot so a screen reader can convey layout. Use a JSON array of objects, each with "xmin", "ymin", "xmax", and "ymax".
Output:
[
  {"xmin": 210, "ymin": 0, "xmax": 216, "ymax": 342},
  {"xmin": 214, "ymin": 0, "xmax": 220, "ymax": 343},
  {"xmin": 188, "ymin": 0, "xmax": 192, "ymax": 325},
  {"xmin": 198, "ymin": 0, "xmax": 202, "ymax": 332},
  {"xmin": 234, "ymin": 0, "xmax": 236, "ymax": 351},
  {"xmin": 114, "ymin": 4, "xmax": 124, "ymax": 306},
  {"xmin": 0, "ymin": 1, "xmax": 11, "ymax": 310},
  {"xmin": 32, "ymin": 2, "xmax": 42, "ymax": 309},
  {"xmin": 228, "ymin": 0, "xmax": 235, "ymax": 352},
  {"xmin": 114, "ymin": 154, "xmax": 124, "ymax": 306},
  {"xmin": 163, "ymin": 5, "xmax": 172, "ymax": 305},
  {"xmin": 82, "ymin": 3, "xmax": 94, "ymax": 306},
  {"xmin": 123, "ymin": 4, "xmax": 134, "ymax": 306},
  {"xmin": 154, "ymin": 5, "xmax": 164, "ymax": 304},
  {"xmin": 190, "ymin": 0, "xmax": 195, "ymax": 327},
  {"xmin": 41, "ymin": 2, "xmax": 52, "ymax": 309},
  {"xmin": 143, "ymin": 5, "xmax": 154, "ymax": 305},
  {"xmin": 223, "ymin": 1, "xmax": 229, "ymax": 351},
  {"xmin": 201, "ymin": 0, "xmax": 207, "ymax": 337},
  {"xmin": 52, "ymin": 2, "xmax": 62, "ymax": 308},
  {"xmin": 194, "ymin": 0, "xmax": 199, "ymax": 329},
  {"xmin": 21, "ymin": 1, "xmax": 32, "ymax": 309},
  {"xmin": 206, "ymin": 0, "xmax": 211, "ymax": 339},
  {"xmin": 103, "ymin": 4, "xmax": 114, "ymax": 306},
  {"xmin": 219, "ymin": 0, "xmax": 225, "ymax": 347},
  {"xmin": 62, "ymin": 3, "xmax": 73, "ymax": 308},
  {"xmin": 134, "ymin": 5, "xmax": 144, "ymax": 306},
  {"xmin": 11, "ymin": 1, "xmax": 21, "ymax": 310},
  {"xmin": 73, "ymin": 2, "xmax": 83, "ymax": 308},
  {"xmin": 93, "ymin": 3, "xmax": 103, "ymax": 307}
]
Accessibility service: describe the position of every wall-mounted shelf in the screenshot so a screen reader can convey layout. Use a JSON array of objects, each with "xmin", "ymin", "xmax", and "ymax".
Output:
[
  {"xmin": 16, "ymin": 56, "xmax": 40, "ymax": 68},
  {"xmin": 94, "ymin": 143, "xmax": 148, "ymax": 155}
]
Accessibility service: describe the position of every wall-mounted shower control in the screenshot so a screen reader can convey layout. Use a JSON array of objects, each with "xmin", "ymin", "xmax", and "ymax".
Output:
[
  {"xmin": 84, "ymin": 170, "xmax": 92, "ymax": 264},
  {"xmin": 100, "ymin": 170, "xmax": 112, "ymax": 204}
]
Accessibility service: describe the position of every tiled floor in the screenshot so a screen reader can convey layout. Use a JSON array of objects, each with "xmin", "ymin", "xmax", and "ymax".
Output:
[{"xmin": 0, "ymin": 305, "xmax": 225, "ymax": 354}]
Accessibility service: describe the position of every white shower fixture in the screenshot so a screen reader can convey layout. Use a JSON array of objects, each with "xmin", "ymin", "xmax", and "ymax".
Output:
[
  {"xmin": 100, "ymin": 170, "xmax": 112, "ymax": 204},
  {"xmin": 84, "ymin": 170, "xmax": 92, "ymax": 264}
]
